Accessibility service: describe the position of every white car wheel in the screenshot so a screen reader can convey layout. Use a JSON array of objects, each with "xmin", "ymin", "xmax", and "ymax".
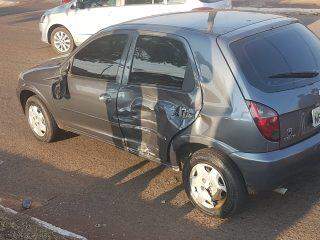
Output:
[
  {"xmin": 50, "ymin": 27, "xmax": 75, "ymax": 54},
  {"xmin": 53, "ymin": 31, "xmax": 72, "ymax": 53},
  {"xmin": 28, "ymin": 105, "xmax": 47, "ymax": 137},
  {"xmin": 190, "ymin": 163, "xmax": 227, "ymax": 209}
]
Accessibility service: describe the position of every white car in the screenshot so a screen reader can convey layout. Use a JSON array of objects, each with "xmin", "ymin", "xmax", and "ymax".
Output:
[{"xmin": 40, "ymin": 0, "xmax": 231, "ymax": 54}]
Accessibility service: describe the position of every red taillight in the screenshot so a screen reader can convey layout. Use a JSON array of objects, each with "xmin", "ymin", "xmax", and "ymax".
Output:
[
  {"xmin": 61, "ymin": 0, "xmax": 71, "ymax": 4},
  {"xmin": 246, "ymin": 101, "xmax": 280, "ymax": 142}
]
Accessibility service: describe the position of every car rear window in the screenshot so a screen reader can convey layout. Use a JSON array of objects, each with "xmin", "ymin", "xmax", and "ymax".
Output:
[{"xmin": 230, "ymin": 23, "xmax": 320, "ymax": 93}]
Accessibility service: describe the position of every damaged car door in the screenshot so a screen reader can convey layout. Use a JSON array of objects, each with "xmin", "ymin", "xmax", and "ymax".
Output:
[{"xmin": 117, "ymin": 33, "xmax": 202, "ymax": 162}]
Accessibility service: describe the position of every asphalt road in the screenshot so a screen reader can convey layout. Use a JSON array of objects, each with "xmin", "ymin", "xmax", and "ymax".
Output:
[
  {"xmin": 1, "ymin": 1, "xmax": 320, "ymax": 240},
  {"xmin": 232, "ymin": 0, "xmax": 320, "ymax": 8}
]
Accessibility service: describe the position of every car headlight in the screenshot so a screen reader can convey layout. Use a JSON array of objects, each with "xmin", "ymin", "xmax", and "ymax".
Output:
[{"xmin": 40, "ymin": 14, "xmax": 47, "ymax": 23}]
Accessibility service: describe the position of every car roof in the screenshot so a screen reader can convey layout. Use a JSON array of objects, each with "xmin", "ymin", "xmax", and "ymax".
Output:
[{"xmin": 120, "ymin": 10, "xmax": 295, "ymax": 36}]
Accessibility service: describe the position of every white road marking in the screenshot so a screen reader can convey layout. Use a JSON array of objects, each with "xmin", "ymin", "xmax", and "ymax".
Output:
[
  {"xmin": 31, "ymin": 217, "xmax": 88, "ymax": 240},
  {"xmin": 0, "ymin": 204, "xmax": 18, "ymax": 215},
  {"xmin": 233, "ymin": 6, "xmax": 320, "ymax": 14},
  {"xmin": 0, "ymin": 204, "xmax": 88, "ymax": 240},
  {"xmin": 0, "ymin": 160, "xmax": 4, "ymax": 165}
]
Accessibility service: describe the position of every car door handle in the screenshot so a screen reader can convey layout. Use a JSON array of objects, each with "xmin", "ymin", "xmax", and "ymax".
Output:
[{"xmin": 99, "ymin": 93, "xmax": 112, "ymax": 103}]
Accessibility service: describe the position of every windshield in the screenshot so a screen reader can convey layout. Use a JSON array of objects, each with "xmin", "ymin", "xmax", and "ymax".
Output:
[{"xmin": 230, "ymin": 23, "xmax": 320, "ymax": 93}]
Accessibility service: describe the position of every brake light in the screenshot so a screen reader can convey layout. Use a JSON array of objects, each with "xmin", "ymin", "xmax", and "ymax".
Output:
[{"xmin": 246, "ymin": 101, "xmax": 280, "ymax": 142}]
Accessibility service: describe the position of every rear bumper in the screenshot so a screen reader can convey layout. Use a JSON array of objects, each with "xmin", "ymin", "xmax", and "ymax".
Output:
[{"xmin": 230, "ymin": 132, "xmax": 320, "ymax": 192}]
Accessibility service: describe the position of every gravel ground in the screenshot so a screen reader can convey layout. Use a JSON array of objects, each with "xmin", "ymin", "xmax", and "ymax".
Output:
[{"xmin": 0, "ymin": 210, "xmax": 67, "ymax": 240}]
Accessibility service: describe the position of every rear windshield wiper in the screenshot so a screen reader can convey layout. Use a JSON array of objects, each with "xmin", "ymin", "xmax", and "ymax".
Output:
[{"xmin": 269, "ymin": 71, "xmax": 319, "ymax": 79}]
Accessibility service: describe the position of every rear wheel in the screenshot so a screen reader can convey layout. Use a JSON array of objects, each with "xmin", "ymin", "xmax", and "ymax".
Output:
[
  {"xmin": 25, "ymin": 96, "xmax": 59, "ymax": 142},
  {"xmin": 50, "ymin": 27, "xmax": 75, "ymax": 54},
  {"xmin": 183, "ymin": 149, "xmax": 247, "ymax": 218}
]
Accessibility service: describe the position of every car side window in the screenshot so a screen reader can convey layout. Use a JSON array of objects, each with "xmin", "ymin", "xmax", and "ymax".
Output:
[
  {"xmin": 128, "ymin": 35, "xmax": 194, "ymax": 89},
  {"xmin": 71, "ymin": 34, "xmax": 128, "ymax": 81}
]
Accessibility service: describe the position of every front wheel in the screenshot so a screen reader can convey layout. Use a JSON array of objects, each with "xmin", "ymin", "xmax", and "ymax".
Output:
[
  {"xmin": 25, "ymin": 96, "xmax": 60, "ymax": 142},
  {"xmin": 50, "ymin": 27, "xmax": 75, "ymax": 54},
  {"xmin": 183, "ymin": 149, "xmax": 247, "ymax": 218}
]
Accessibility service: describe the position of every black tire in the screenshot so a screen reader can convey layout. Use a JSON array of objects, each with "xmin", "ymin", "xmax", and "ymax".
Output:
[
  {"xmin": 50, "ymin": 27, "xmax": 75, "ymax": 55},
  {"xmin": 25, "ymin": 96, "xmax": 59, "ymax": 143},
  {"xmin": 183, "ymin": 148, "xmax": 247, "ymax": 218}
]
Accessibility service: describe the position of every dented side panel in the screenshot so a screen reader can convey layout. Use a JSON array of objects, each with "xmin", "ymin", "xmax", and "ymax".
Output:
[
  {"xmin": 117, "ymin": 85, "xmax": 202, "ymax": 162},
  {"xmin": 117, "ymin": 31, "xmax": 203, "ymax": 162},
  {"xmin": 170, "ymin": 34, "xmax": 277, "ymax": 167}
]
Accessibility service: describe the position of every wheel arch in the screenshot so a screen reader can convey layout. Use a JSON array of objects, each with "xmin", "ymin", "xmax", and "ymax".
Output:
[
  {"xmin": 170, "ymin": 142, "xmax": 206, "ymax": 170},
  {"xmin": 169, "ymin": 137, "xmax": 249, "ymax": 191},
  {"xmin": 47, "ymin": 24, "xmax": 65, "ymax": 44},
  {"xmin": 19, "ymin": 90, "xmax": 36, "ymax": 114},
  {"xmin": 19, "ymin": 87, "xmax": 54, "ymax": 116},
  {"xmin": 170, "ymin": 134, "xmax": 234, "ymax": 163},
  {"xmin": 169, "ymin": 135, "xmax": 241, "ymax": 172}
]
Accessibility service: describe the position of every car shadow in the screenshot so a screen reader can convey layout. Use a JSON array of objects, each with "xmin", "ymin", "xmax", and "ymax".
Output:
[
  {"xmin": 8, "ymin": 11, "xmax": 42, "ymax": 24},
  {"xmin": 0, "ymin": 0, "xmax": 56, "ymax": 18},
  {"xmin": 54, "ymin": 131, "xmax": 79, "ymax": 142},
  {"xmin": 0, "ymin": 149, "xmax": 320, "ymax": 239}
]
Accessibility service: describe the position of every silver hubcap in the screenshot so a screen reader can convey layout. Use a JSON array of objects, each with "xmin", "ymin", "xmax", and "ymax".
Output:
[
  {"xmin": 53, "ymin": 31, "xmax": 71, "ymax": 53},
  {"xmin": 190, "ymin": 163, "xmax": 227, "ymax": 209},
  {"xmin": 28, "ymin": 105, "xmax": 47, "ymax": 137}
]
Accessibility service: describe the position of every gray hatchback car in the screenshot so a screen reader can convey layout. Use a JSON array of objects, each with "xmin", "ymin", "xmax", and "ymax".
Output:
[{"xmin": 17, "ymin": 10, "xmax": 320, "ymax": 217}]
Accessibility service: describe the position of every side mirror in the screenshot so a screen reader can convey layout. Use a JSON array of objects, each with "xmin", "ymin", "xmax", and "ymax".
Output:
[
  {"xmin": 52, "ymin": 75, "xmax": 69, "ymax": 100},
  {"xmin": 53, "ymin": 61, "xmax": 70, "ymax": 100}
]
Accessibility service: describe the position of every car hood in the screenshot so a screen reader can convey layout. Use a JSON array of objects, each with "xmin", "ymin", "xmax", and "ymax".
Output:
[
  {"xmin": 37, "ymin": 55, "xmax": 68, "ymax": 68},
  {"xmin": 44, "ymin": 1, "xmax": 74, "ymax": 15},
  {"xmin": 21, "ymin": 55, "xmax": 68, "ymax": 83}
]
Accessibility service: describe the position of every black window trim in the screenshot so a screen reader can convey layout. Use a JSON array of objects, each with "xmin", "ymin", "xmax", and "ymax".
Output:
[
  {"xmin": 68, "ymin": 30, "xmax": 133, "ymax": 84},
  {"xmin": 122, "ymin": 30, "xmax": 200, "ymax": 92}
]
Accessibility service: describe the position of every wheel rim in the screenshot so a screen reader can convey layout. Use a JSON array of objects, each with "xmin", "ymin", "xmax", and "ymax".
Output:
[
  {"xmin": 53, "ymin": 31, "xmax": 71, "ymax": 53},
  {"xmin": 28, "ymin": 105, "xmax": 47, "ymax": 137},
  {"xmin": 189, "ymin": 163, "xmax": 227, "ymax": 209}
]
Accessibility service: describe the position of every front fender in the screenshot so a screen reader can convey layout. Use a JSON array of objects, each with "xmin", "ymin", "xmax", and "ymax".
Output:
[{"xmin": 17, "ymin": 83, "xmax": 56, "ymax": 120}]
